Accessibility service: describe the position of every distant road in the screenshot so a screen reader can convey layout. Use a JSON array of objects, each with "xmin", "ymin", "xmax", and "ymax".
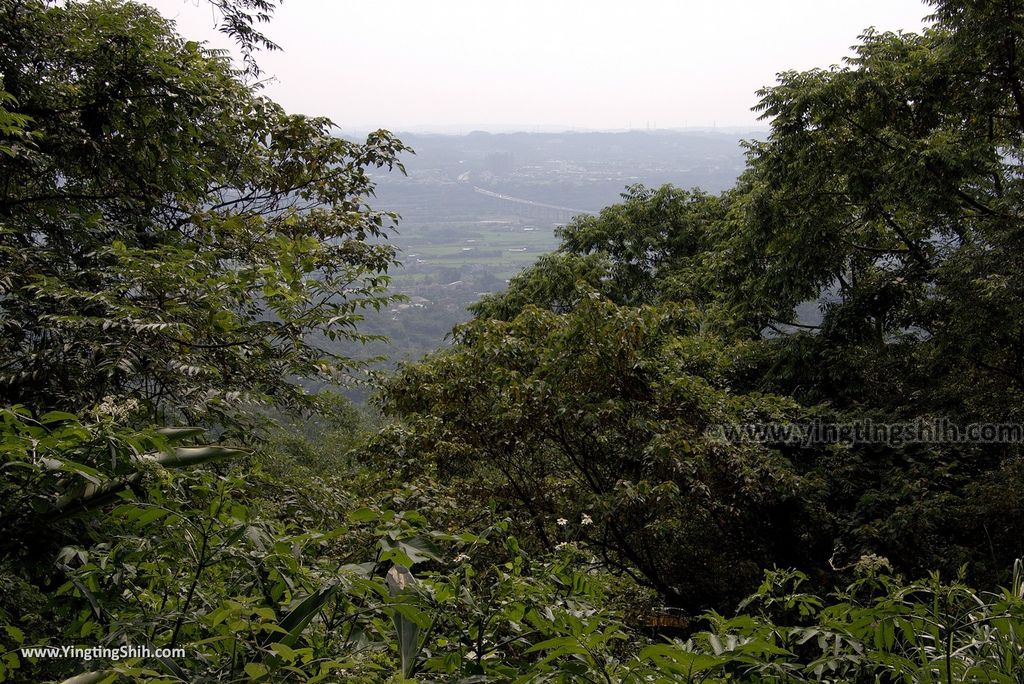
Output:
[{"xmin": 472, "ymin": 186, "xmax": 597, "ymax": 217}]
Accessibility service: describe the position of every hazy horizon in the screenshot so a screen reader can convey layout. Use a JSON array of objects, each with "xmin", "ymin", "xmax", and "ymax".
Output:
[
  {"xmin": 143, "ymin": 0, "xmax": 933, "ymax": 133},
  {"xmin": 345, "ymin": 124, "xmax": 772, "ymax": 136}
]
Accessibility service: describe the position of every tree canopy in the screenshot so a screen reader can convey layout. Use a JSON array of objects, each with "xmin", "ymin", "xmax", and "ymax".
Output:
[{"xmin": 0, "ymin": 0, "xmax": 408, "ymax": 427}]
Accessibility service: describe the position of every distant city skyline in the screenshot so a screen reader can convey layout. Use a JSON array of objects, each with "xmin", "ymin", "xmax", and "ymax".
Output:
[{"xmin": 144, "ymin": 0, "xmax": 933, "ymax": 132}]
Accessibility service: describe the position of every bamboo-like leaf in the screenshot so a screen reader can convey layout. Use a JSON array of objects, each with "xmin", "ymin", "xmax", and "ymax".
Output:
[
  {"xmin": 265, "ymin": 583, "xmax": 340, "ymax": 648},
  {"xmin": 386, "ymin": 565, "xmax": 424, "ymax": 678},
  {"xmin": 150, "ymin": 445, "xmax": 247, "ymax": 468},
  {"xmin": 52, "ymin": 446, "xmax": 244, "ymax": 517},
  {"xmin": 59, "ymin": 672, "xmax": 115, "ymax": 684}
]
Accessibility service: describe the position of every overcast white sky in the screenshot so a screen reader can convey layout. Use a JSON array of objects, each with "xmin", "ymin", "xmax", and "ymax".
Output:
[{"xmin": 143, "ymin": 0, "xmax": 933, "ymax": 133}]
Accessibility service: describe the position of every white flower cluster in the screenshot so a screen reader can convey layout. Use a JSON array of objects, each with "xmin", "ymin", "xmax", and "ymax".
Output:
[{"xmin": 96, "ymin": 395, "xmax": 140, "ymax": 420}]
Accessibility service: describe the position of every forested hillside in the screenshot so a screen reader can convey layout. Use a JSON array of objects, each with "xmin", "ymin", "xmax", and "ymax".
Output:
[{"xmin": 2, "ymin": 1, "xmax": 1024, "ymax": 682}]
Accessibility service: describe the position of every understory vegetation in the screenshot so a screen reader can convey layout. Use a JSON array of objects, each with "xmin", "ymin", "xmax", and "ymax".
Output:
[{"xmin": 2, "ymin": 0, "xmax": 1024, "ymax": 681}]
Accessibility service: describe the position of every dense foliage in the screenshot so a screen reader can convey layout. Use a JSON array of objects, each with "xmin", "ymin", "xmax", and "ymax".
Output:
[
  {"xmin": 3, "ymin": 0, "xmax": 1024, "ymax": 682},
  {"xmin": 384, "ymin": 294, "xmax": 821, "ymax": 612},
  {"xmin": 0, "ymin": 0, "xmax": 407, "ymax": 427},
  {"xmin": 425, "ymin": 0, "xmax": 1024, "ymax": 605}
]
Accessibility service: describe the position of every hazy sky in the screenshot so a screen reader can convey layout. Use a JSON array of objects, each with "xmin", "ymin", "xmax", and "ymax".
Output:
[{"xmin": 144, "ymin": 0, "xmax": 933, "ymax": 133}]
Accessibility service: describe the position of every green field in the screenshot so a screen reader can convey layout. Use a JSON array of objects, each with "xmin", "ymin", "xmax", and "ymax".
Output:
[{"xmin": 397, "ymin": 218, "xmax": 561, "ymax": 278}]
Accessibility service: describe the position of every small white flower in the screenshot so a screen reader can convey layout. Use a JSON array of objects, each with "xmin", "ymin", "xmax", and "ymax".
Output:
[
  {"xmin": 556, "ymin": 517, "xmax": 568, "ymax": 527},
  {"xmin": 555, "ymin": 542, "xmax": 568, "ymax": 551},
  {"xmin": 581, "ymin": 513, "xmax": 593, "ymax": 526},
  {"xmin": 453, "ymin": 553, "xmax": 470, "ymax": 563}
]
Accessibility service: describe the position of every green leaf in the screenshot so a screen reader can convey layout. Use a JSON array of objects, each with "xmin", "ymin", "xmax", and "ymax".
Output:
[
  {"xmin": 379, "ymin": 535, "xmax": 443, "ymax": 566},
  {"xmin": 348, "ymin": 507, "xmax": 378, "ymax": 522},
  {"xmin": 244, "ymin": 662, "xmax": 268, "ymax": 679},
  {"xmin": 154, "ymin": 426, "xmax": 206, "ymax": 442},
  {"xmin": 39, "ymin": 411, "xmax": 78, "ymax": 424}
]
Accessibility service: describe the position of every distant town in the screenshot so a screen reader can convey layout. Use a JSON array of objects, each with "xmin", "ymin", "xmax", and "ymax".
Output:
[{"xmin": 349, "ymin": 129, "xmax": 756, "ymax": 364}]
